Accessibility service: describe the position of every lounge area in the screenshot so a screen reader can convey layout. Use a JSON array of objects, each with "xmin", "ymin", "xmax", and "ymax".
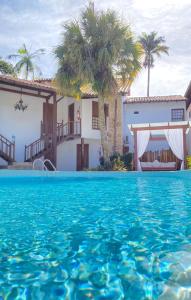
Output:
[{"xmin": 129, "ymin": 121, "xmax": 191, "ymax": 171}]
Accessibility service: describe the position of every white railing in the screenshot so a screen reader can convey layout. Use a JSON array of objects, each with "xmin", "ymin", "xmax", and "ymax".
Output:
[{"xmin": 33, "ymin": 158, "xmax": 56, "ymax": 171}]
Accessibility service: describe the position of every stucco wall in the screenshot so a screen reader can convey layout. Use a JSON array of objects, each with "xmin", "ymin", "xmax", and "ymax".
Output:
[
  {"xmin": 57, "ymin": 139, "xmax": 81, "ymax": 171},
  {"xmin": 57, "ymin": 138, "xmax": 101, "ymax": 171},
  {"xmin": 84, "ymin": 138, "xmax": 101, "ymax": 169},
  {"xmin": 57, "ymin": 97, "xmax": 81, "ymax": 124},
  {"xmin": 81, "ymin": 98, "xmax": 100, "ymax": 139},
  {"xmin": 123, "ymin": 100, "xmax": 187, "ymax": 152},
  {"xmin": 0, "ymin": 91, "xmax": 43, "ymax": 162}
]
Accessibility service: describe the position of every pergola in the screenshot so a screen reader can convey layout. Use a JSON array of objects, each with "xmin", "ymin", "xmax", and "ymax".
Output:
[{"xmin": 129, "ymin": 121, "xmax": 191, "ymax": 171}]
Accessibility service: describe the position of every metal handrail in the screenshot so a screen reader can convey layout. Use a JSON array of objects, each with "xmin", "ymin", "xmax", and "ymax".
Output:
[
  {"xmin": 33, "ymin": 158, "xmax": 56, "ymax": 171},
  {"xmin": 33, "ymin": 158, "xmax": 47, "ymax": 171},
  {"xmin": 44, "ymin": 159, "xmax": 56, "ymax": 171}
]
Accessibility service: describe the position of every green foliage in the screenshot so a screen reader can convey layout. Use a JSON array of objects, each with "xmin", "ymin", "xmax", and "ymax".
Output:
[
  {"xmin": 122, "ymin": 153, "xmax": 133, "ymax": 170},
  {"xmin": 186, "ymin": 156, "xmax": 191, "ymax": 169},
  {"xmin": 8, "ymin": 44, "xmax": 45, "ymax": 79},
  {"xmin": 0, "ymin": 58, "xmax": 15, "ymax": 75},
  {"xmin": 139, "ymin": 31, "xmax": 169, "ymax": 69},
  {"xmin": 55, "ymin": 5, "xmax": 143, "ymax": 98},
  {"xmin": 99, "ymin": 152, "xmax": 133, "ymax": 171}
]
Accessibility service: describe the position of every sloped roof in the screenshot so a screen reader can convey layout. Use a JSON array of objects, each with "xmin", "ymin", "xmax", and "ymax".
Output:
[
  {"xmin": 0, "ymin": 75, "xmax": 56, "ymax": 93},
  {"xmin": 124, "ymin": 95, "xmax": 187, "ymax": 104},
  {"xmin": 35, "ymin": 78, "xmax": 130, "ymax": 97}
]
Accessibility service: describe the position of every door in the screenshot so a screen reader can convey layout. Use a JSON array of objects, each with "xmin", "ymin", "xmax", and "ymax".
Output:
[
  {"xmin": 43, "ymin": 102, "xmax": 54, "ymax": 137},
  {"xmin": 77, "ymin": 143, "xmax": 89, "ymax": 171},
  {"xmin": 68, "ymin": 103, "xmax": 74, "ymax": 135}
]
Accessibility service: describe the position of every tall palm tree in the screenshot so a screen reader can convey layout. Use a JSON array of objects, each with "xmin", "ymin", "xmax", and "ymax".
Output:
[
  {"xmin": 55, "ymin": 5, "xmax": 142, "ymax": 160},
  {"xmin": 139, "ymin": 32, "xmax": 169, "ymax": 97},
  {"xmin": 8, "ymin": 44, "xmax": 45, "ymax": 80},
  {"xmin": 0, "ymin": 57, "xmax": 15, "ymax": 75}
]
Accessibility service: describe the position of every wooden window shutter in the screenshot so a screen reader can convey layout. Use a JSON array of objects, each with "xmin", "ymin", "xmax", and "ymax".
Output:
[
  {"xmin": 92, "ymin": 101, "xmax": 98, "ymax": 117},
  {"xmin": 92, "ymin": 101, "xmax": 99, "ymax": 129}
]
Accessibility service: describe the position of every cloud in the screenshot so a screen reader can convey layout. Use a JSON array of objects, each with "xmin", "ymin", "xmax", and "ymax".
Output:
[{"xmin": 0, "ymin": 0, "xmax": 190, "ymax": 95}]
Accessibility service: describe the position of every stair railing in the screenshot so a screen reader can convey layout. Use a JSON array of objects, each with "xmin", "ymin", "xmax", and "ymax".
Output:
[
  {"xmin": 0, "ymin": 134, "xmax": 15, "ymax": 162},
  {"xmin": 25, "ymin": 138, "xmax": 45, "ymax": 162}
]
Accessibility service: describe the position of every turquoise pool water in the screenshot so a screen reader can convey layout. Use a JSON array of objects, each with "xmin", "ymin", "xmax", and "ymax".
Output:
[{"xmin": 0, "ymin": 171, "xmax": 191, "ymax": 299}]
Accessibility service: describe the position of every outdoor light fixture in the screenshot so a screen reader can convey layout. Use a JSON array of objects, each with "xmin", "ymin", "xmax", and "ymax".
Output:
[
  {"xmin": 77, "ymin": 109, "xmax": 80, "ymax": 120},
  {"xmin": 14, "ymin": 89, "xmax": 28, "ymax": 111}
]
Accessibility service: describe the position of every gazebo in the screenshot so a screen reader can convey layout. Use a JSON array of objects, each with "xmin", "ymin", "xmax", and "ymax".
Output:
[{"xmin": 129, "ymin": 121, "xmax": 191, "ymax": 171}]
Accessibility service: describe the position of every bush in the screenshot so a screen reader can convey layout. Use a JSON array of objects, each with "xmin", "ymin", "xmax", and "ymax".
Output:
[
  {"xmin": 122, "ymin": 153, "xmax": 133, "ymax": 170},
  {"xmin": 186, "ymin": 156, "xmax": 191, "ymax": 169},
  {"xmin": 99, "ymin": 152, "xmax": 133, "ymax": 171}
]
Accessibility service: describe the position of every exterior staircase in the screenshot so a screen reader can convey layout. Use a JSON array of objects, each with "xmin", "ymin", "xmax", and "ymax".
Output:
[
  {"xmin": 25, "ymin": 121, "xmax": 81, "ymax": 162},
  {"xmin": 0, "ymin": 134, "xmax": 15, "ymax": 164}
]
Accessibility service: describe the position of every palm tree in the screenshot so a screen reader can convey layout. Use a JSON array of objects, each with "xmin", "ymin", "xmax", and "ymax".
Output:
[
  {"xmin": 139, "ymin": 32, "xmax": 169, "ymax": 97},
  {"xmin": 55, "ymin": 5, "xmax": 142, "ymax": 160},
  {"xmin": 0, "ymin": 57, "xmax": 15, "ymax": 75},
  {"xmin": 8, "ymin": 44, "xmax": 45, "ymax": 80}
]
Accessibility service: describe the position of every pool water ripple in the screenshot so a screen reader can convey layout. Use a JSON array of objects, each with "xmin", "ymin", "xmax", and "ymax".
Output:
[{"xmin": 0, "ymin": 171, "xmax": 191, "ymax": 299}]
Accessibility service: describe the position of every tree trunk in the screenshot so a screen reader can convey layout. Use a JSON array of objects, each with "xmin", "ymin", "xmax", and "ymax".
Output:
[
  {"xmin": 98, "ymin": 95, "xmax": 110, "ymax": 161},
  {"xmin": 147, "ymin": 60, "xmax": 151, "ymax": 97},
  {"xmin": 115, "ymin": 96, "xmax": 123, "ymax": 154},
  {"xmin": 108, "ymin": 95, "xmax": 123, "ymax": 155}
]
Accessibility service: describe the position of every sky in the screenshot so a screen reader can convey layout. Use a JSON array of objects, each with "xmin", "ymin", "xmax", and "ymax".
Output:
[{"xmin": 0, "ymin": 0, "xmax": 191, "ymax": 97}]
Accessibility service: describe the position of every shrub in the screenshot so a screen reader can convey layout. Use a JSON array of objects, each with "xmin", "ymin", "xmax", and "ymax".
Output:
[
  {"xmin": 99, "ymin": 152, "xmax": 133, "ymax": 171},
  {"xmin": 186, "ymin": 156, "xmax": 191, "ymax": 169}
]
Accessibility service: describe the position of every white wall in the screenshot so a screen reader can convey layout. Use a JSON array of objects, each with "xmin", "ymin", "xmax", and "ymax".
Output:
[
  {"xmin": 57, "ymin": 97, "xmax": 81, "ymax": 124},
  {"xmin": 0, "ymin": 91, "xmax": 43, "ymax": 162},
  {"xmin": 57, "ymin": 138, "xmax": 101, "ymax": 171},
  {"xmin": 57, "ymin": 139, "xmax": 81, "ymax": 171},
  {"xmin": 84, "ymin": 138, "xmax": 101, "ymax": 169},
  {"xmin": 81, "ymin": 98, "xmax": 100, "ymax": 139},
  {"xmin": 123, "ymin": 100, "xmax": 187, "ymax": 152}
]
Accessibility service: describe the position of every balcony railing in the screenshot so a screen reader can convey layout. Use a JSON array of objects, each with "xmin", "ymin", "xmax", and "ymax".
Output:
[{"xmin": 57, "ymin": 121, "xmax": 81, "ymax": 144}]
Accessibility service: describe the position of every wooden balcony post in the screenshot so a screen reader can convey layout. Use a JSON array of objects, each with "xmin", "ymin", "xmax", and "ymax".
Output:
[
  {"xmin": 183, "ymin": 128, "xmax": 187, "ymax": 169},
  {"xmin": 52, "ymin": 93, "xmax": 57, "ymax": 166},
  {"xmin": 134, "ymin": 130, "xmax": 138, "ymax": 171}
]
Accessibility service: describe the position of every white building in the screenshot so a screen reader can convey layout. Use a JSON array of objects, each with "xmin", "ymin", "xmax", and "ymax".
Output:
[
  {"xmin": 0, "ymin": 75, "xmax": 128, "ymax": 170},
  {"xmin": 123, "ymin": 95, "xmax": 187, "ymax": 153},
  {"xmin": 0, "ymin": 75, "xmax": 57, "ymax": 168},
  {"xmin": 0, "ymin": 74, "xmax": 190, "ymax": 171}
]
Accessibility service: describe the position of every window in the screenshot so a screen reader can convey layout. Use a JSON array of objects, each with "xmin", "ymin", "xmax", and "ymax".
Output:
[
  {"xmin": 171, "ymin": 109, "xmax": 184, "ymax": 121},
  {"xmin": 92, "ymin": 101, "xmax": 99, "ymax": 129}
]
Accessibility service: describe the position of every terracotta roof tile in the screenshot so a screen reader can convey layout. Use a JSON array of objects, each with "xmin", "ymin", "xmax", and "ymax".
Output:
[
  {"xmin": 124, "ymin": 95, "xmax": 187, "ymax": 104},
  {"xmin": 35, "ymin": 78, "xmax": 130, "ymax": 97},
  {"xmin": 0, "ymin": 75, "xmax": 56, "ymax": 93}
]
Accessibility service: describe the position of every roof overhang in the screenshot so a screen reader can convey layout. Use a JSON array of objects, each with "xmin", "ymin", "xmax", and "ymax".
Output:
[
  {"xmin": 123, "ymin": 95, "xmax": 187, "ymax": 105},
  {"xmin": 128, "ymin": 121, "xmax": 191, "ymax": 132},
  {"xmin": 0, "ymin": 75, "xmax": 56, "ymax": 100}
]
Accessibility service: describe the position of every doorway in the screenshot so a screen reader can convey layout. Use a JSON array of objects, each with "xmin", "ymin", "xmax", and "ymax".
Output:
[
  {"xmin": 68, "ymin": 103, "xmax": 74, "ymax": 135},
  {"xmin": 77, "ymin": 143, "xmax": 89, "ymax": 171}
]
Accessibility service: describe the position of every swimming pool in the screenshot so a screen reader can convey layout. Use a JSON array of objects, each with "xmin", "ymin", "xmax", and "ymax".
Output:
[{"xmin": 0, "ymin": 171, "xmax": 191, "ymax": 299}]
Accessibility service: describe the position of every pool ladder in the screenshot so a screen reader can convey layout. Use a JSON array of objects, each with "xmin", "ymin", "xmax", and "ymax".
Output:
[{"xmin": 33, "ymin": 158, "xmax": 56, "ymax": 171}]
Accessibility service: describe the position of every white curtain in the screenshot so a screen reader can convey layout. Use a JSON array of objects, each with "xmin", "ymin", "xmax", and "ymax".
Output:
[
  {"xmin": 137, "ymin": 130, "xmax": 150, "ymax": 171},
  {"xmin": 164, "ymin": 128, "xmax": 184, "ymax": 169}
]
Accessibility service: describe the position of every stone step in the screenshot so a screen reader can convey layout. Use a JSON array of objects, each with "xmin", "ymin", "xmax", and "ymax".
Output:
[{"xmin": 8, "ymin": 162, "xmax": 33, "ymax": 170}]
